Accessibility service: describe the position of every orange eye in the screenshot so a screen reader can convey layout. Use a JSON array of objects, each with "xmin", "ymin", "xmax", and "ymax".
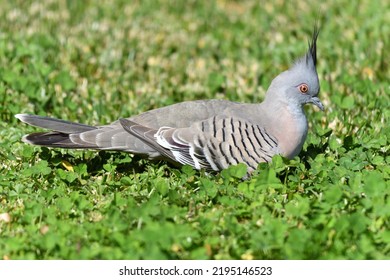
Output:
[{"xmin": 299, "ymin": 84, "xmax": 309, "ymax": 94}]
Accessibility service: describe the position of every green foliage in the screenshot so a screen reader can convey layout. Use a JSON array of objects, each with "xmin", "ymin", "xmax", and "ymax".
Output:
[{"xmin": 0, "ymin": 0, "xmax": 389, "ymax": 260}]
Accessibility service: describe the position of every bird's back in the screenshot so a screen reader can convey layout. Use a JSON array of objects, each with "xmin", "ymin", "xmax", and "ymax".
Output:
[{"xmin": 127, "ymin": 99, "xmax": 240, "ymax": 128}]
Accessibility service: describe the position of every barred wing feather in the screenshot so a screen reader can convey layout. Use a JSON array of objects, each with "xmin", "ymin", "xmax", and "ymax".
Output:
[{"xmin": 119, "ymin": 116, "xmax": 278, "ymax": 174}]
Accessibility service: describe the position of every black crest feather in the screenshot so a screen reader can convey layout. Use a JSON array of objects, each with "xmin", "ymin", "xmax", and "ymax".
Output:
[{"xmin": 307, "ymin": 24, "xmax": 320, "ymax": 67}]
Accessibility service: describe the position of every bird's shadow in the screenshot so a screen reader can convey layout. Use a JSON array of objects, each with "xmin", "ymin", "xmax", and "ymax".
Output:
[
  {"xmin": 300, "ymin": 129, "xmax": 332, "ymax": 168},
  {"xmin": 40, "ymin": 148, "xmax": 150, "ymax": 176}
]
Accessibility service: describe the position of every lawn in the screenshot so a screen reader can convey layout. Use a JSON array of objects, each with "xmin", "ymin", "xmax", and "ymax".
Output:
[{"xmin": 0, "ymin": 0, "xmax": 389, "ymax": 259}]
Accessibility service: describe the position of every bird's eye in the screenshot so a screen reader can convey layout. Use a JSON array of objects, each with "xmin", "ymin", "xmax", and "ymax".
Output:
[{"xmin": 298, "ymin": 83, "xmax": 309, "ymax": 94}]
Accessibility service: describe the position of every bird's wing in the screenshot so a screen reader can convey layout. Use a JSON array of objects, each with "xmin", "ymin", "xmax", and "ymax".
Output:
[{"xmin": 120, "ymin": 115, "xmax": 279, "ymax": 173}]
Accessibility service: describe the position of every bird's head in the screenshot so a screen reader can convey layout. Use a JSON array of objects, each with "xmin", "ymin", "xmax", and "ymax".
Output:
[{"xmin": 266, "ymin": 26, "xmax": 324, "ymax": 111}]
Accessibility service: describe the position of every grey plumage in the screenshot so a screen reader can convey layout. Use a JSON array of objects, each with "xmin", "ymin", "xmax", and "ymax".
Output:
[{"xmin": 15, "ymin": 26, "xmax": 323, "ymax": 176}]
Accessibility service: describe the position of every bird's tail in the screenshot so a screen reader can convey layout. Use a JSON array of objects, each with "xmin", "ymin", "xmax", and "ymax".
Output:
[{"xmin": 15, "ymin": 114, "xmax": 98, "ymax": 148}]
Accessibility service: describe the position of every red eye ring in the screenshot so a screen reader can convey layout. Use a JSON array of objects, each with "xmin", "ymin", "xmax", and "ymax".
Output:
[{"xmin": 298, "ymin": 83, "xmax": 309, "ymax": 94}]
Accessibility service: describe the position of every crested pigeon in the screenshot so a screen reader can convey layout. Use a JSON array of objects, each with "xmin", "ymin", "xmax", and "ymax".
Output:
[{"xmin": 15, "ymin": 27, "xmax": 323, "ymax": 176}]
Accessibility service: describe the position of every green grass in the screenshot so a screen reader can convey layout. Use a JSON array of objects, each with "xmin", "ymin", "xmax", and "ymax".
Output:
[{"xmin": 0, "ymin": 0, "xmax": 389, "ymax": 259}]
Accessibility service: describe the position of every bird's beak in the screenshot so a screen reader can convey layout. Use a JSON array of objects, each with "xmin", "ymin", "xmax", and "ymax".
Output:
[{"xmin": 309, "ymin": 96, "xmax": 324, "ymax": 111}]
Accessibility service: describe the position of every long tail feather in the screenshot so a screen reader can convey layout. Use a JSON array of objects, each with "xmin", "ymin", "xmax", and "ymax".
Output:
[
  {"xmin": 16, "ymin": 114, "xmax": 98, "ymax": 148},
  {"xmin": 15, "ymin": 114, "xmax": 96, "ymax": 134},
  {"xmin": 21, "ymin": 132, "xmax": 96, "ymax": 148}
]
